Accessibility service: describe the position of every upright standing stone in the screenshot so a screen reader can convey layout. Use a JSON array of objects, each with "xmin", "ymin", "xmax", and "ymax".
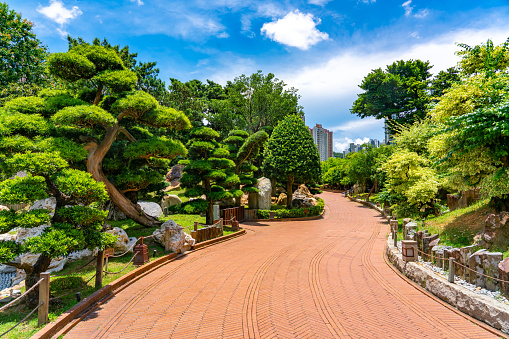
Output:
[{"xmin": 248, "ymin": 177, "xmax": 272, "ymax": 210}]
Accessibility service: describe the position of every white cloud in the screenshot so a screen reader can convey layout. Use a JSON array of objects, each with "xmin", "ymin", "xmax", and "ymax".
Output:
[
  {"xmin": 402, "ymin": 0, "xmax": 413, "ymax": 16},
  {"xmin": 282, "ymin": 26, "xmax": 509, "ymax": 106},
  {"xmin": 334, "ymin": 137, "xmax": 371, "ymax": 152},
  {"xmin": 131, "ymin": 0, "xmax": 144, "ymax": 6},
  {"xmin": 414, "ymin": 9, "xmax": 429, "ymax": 18},
  {"xmin": 37, "ymin": 0, "xmax": 82, "ymax": 25},
  {"xmin": 308, "ymin": 0, "xmax": 332, "ymax": 6},
  {"xmin": 261, "ymin": 11, "xmax": 329, "ymax": 50},
  {"xmin": 331, "ymin": 117, "xmax": 384, "ymax": 133},
  {"xmin": 217, "ymin": 32, "xmax": 230, "ymax": 39},
  {"xmin": 410, "ymin": 31, "xmax": 420, "ymax": 39}
]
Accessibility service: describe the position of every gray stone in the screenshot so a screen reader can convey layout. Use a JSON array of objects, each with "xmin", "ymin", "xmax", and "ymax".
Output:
[
  {"xmin": 138, "ymin": 201, "xmax": 163, "ymax": 218},
  {"xmin": 106, "ymin": 227, "xmax": 138, "ymax": 254},
  {"xmin": 152, "ymin": 220, "xmax": 195, "ymax": 253},
  {"xmin": 29, "ymin": 197, "xmax": 56, "ymax": 214},
  {"xmin": 248, "ymin": 177, "xmax": 271, "ymax": 210},
  {"xmin": 160, "ymin": 194, "xmax": 182, "ymax": 210}
]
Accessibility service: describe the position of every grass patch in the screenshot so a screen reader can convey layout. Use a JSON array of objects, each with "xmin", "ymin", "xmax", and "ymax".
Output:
[
  {"xmin": 164, "ymin": 188, "xmax": 189, "ymax": 203},
  {"xmin": 419, "ymin": 198, "xmax": 493, "ymax": 248}
]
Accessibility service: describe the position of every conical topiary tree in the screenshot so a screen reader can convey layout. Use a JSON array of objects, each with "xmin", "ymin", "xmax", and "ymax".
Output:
[
  {"xmin": 262, "ymin": 115, "xmax": 321, "ymax": 209},
  {"xmin": 222, "ymin": 130, "xmax": 269, "ymax": 206},
  {"xmin": 42, "ymin": 43, "xmax": 191, "ymax": 227},
  {"xmin": 179, "ymin": 127, "xmax": 241, "ymax": 224}
]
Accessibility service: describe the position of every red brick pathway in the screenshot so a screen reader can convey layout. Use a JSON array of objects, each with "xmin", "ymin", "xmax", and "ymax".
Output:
[{"xmin": 65, "ymin": 192, "xmax": 501, "ymax": 338}]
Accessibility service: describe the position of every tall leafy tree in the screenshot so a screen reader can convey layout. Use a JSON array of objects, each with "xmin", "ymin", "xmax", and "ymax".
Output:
[
  {"xmin": 223, "ymin": 130, "xmax": 269, "ymax": 206},
  {"xmin": 263, "ymin": 115, "xmax": 321, "ymax": 209},
  {"xmin": 351, "ymin": 59, "xmax": 433, "ymax": 132},
  {"xmin": 208, "ymin": 71, "xmax": 304, "ymax": 138},
  {"xmin": 42, "ymin": 43, "xmax": 191, "ymax": 227},
  {"xmin": 430, "ymin": 67, "xmax": 461, "ymax": 98},
  {"xmin": 0, "ymin": 3, "xmax": 48, "ymax": 103},
  {"xmin": 179, "ymin": 127, "xmax": 240, "ymax": 224}
]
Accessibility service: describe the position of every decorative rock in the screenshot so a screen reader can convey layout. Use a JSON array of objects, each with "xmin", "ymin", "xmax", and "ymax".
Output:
[
  {"xmin": 483, "ymin": 252, "xmax": 503, "ymax": 291},
  {"xmin": 166, "ymin": 164, "xmax": 185, "ymax": 188},
  {"xmin": 106, "ymin": 227, "xmax": 137, "ymax": 254},
  {"xmin": 152, "ymin": 220, "xmax": 195, "ymax": 253},
  {"xmin": 468, "ymin": 249, "xmax": 487, "ymax": 286},
  {"xmin": 0, "ymin": 265, "xmax": 16, "ymax": 273},
  {"xmin": 161, "ymin": 194, "xmax": 182, "ymax": 210},
  {"xmin": 248, "ymin": 177, "xmax": 271, "ymax": 210},
  {"xmin": 292, "ymin": 184, "xmax": 318, "ymax": 208},
  {"xmin": 404, "ymin": 221, "xmax": 418, "ymax": 240},
  {"xmin": 498, "ymin": 258, "xmax": 509, "ymax": 296},
  {"xmin": 275, "ymin": 193, "xmax": 287, "ymax": 206},
  {"xmin": 0, "ymin": 205, "xmax": 9, "ymax": 211},
  {"xmin": 16, "ymin": 224, "xmax": 49, "ymax": 244},
  {"xmin": 29, "ymin": 197, "xmax": 56, "ymax": 214},
  {"xmin": 137, "ymin": 201, "xmax": 163, "ymax": 218},
  {"xmin": 67, "ymin": 249, "xmax": 93, "ymax": 261},
  {"xmin": 0, "ymin": 232, "xmax": 15, "ymax": 242}
]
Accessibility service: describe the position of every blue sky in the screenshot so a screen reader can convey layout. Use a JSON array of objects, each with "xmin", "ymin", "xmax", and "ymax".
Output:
[{"xmin": 7, "ymin": 0, "xmax": 509, "ymax": 151}]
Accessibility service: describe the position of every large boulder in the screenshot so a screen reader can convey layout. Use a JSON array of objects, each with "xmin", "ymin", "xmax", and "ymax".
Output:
[
  {"xmin": 248, "ymin": 177, "xmax": 272, "ymax": 210},
  {"xmin": 161, "ymin": 195, "xmax": 182, "ymax": 210},
  {"xmin": 474, "ymin": 211, "xmax": 509, "ymax": 251},
  {"xmin": 152, "ymin": 220, "xmax": 195, "ymax": 253},
  {"xmin": 291, "ymin": 184, "xmax": 318, "ymax": 208},
  {"xmin": 138, "ymin": 201, "xmax": 163, "ymax": 218},
  {"xmin": 166, "ymin": 164, "xmax": 185, "ymax": 189},
  {"xmin": 106, "ymin": 227, "xmax": 137, "ymax": 254}
]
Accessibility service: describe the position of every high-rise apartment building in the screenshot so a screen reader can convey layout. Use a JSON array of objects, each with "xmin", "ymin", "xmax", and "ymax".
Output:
[{"xmin": 309, "ymin": 124, "xmax": 333, "ymax": 161}]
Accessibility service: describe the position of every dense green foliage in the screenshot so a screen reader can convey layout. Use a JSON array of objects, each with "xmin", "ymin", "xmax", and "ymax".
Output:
[
  {"xmin": 257, "ymin": 198, "xmax": 324, "ymax": 219},
  {"xmin": 223, "ymin": 130, "xmax": 269, "ymax": 203},
  {"xmin": 179, "ymin": 127, "xmax": 239, "ymax": 224},
  {"xmin": 263, "ymin": 115, "xmax": 321, "ymax": 208}
]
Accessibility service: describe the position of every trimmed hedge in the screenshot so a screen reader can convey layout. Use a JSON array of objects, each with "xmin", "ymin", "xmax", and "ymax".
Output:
[{"xmin": 256, "ymin": 198, "xmax": 324, "ymax": 219}]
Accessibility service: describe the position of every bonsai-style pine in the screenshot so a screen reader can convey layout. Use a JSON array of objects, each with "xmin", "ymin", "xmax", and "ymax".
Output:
[
  {"xmin": 263, "ymin": 115, "xmax": 321, "ymax": 209},
  {"xmin": 222, "ymin": 130, "xmax": 269, "ymax": 206},
  {"xmin": 0, "ymin": 144, "xmax": 116, "ymax": 305},
  {"xmin": 179, "ymin": 127, "xmax": 240, "ymax": 224},
  {"xmin": 42, "ymin": 43, "xmax": 191, "ymax": 227}
]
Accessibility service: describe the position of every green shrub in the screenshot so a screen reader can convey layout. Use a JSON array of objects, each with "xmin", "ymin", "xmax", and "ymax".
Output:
[
  {"xmin": 168, "ymin": 199, "xmax": 208, "ymax": 214},
  {"xmin": 256, "ymin": 199, "xmax": 324, "ymax": 219}
]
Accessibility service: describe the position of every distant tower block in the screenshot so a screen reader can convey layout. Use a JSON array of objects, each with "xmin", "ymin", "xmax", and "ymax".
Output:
[{"xmin": 309, "ymin": 124, "xmax": 333, "ymax": 161}]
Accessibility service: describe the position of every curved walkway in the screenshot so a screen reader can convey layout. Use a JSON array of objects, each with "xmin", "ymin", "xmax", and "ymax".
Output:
[{"xmin": 66, "ymin": 192, "xmax": 500, "ymax": 338}]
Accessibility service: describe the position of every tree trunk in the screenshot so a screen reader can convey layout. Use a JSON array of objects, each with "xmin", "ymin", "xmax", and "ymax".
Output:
[
  {"xmin": 286, "ymin": 177, "xmax": 294, "ymax": 209},
  {"xmin": 206, "ymin": 202, "xmax": 214, "ymax": 225},
  {"xmin": 366, "ymin": 180, "xmax": 377, "ymax": 201},
  {"xmin": 86, "ymin": 125, "xmax": 161, "ymax": 227},
  {"xmin": 25, "ymin": 253, "xmax": 51, "ymax": 307},
  {"xmin": 490, "ymin": 194, "xmax": 509, "ymax": 212}
]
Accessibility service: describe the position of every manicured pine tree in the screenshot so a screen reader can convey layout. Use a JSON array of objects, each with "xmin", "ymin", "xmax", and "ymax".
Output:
[
  {"xmin": 262, "ymin": 115, "xmax": 321, "ymax": 209},
  {"xmin": 40, "ymin": 43, "xmax": 191, "ymax": 227},
  {"xmin": 0, "ymin": 146, "xmax": 116, "ymax": 305},
  {"xmin": 179, "ymin": 127, "xmax": 240, "ymax": 224},
  {"xmin": 222, "ymin": 130, "xmax": 269, "ymax": 206}
]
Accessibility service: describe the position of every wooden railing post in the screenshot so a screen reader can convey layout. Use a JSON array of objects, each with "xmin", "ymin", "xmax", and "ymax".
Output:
[
  {"xmin": 220, "ymin": 218, "xmax": 224, "ymax": 236},
  {"xmin": 194, "ymin": 221, "xmax": 198, "ymax": 232},
  {"xmin": 95, "ymin": 250, "xmax": 104, "ymax": 289},
  {"xmin": 449, "ymin": 258, "xmax": 455, "ymax": 283},
  {"xmin": 164, "ymin": 225, "xmax": 170, "ymax": 252},
  {"xmin": 38, "ymin": 272, "xmax": 50, "ymax": 326}
]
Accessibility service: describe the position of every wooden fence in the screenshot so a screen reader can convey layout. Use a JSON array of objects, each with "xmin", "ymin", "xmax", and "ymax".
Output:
[
  {"xmin": 222, "ymin": 206, "xmax": 245, "ymax": 225},
  {"xmin": 191, "ymin": 219, "xmax": 223, "ymax": 243}
]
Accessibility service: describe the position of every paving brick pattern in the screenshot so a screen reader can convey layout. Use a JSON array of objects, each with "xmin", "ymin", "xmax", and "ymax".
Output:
[{"xmin": 66, "ymin": 192, "xmax": 500, "ymax": 338}]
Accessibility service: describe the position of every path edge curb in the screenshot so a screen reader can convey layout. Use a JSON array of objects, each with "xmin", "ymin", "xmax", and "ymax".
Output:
[{"xmin": 31, "ymin": 229, "xmax": 246, "ymax": 339}]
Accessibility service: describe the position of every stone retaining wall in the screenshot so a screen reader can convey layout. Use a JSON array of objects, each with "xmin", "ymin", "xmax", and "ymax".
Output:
[{"xmin": 386, "ymin": 237, "xmax": 509, "ymax": 334}]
